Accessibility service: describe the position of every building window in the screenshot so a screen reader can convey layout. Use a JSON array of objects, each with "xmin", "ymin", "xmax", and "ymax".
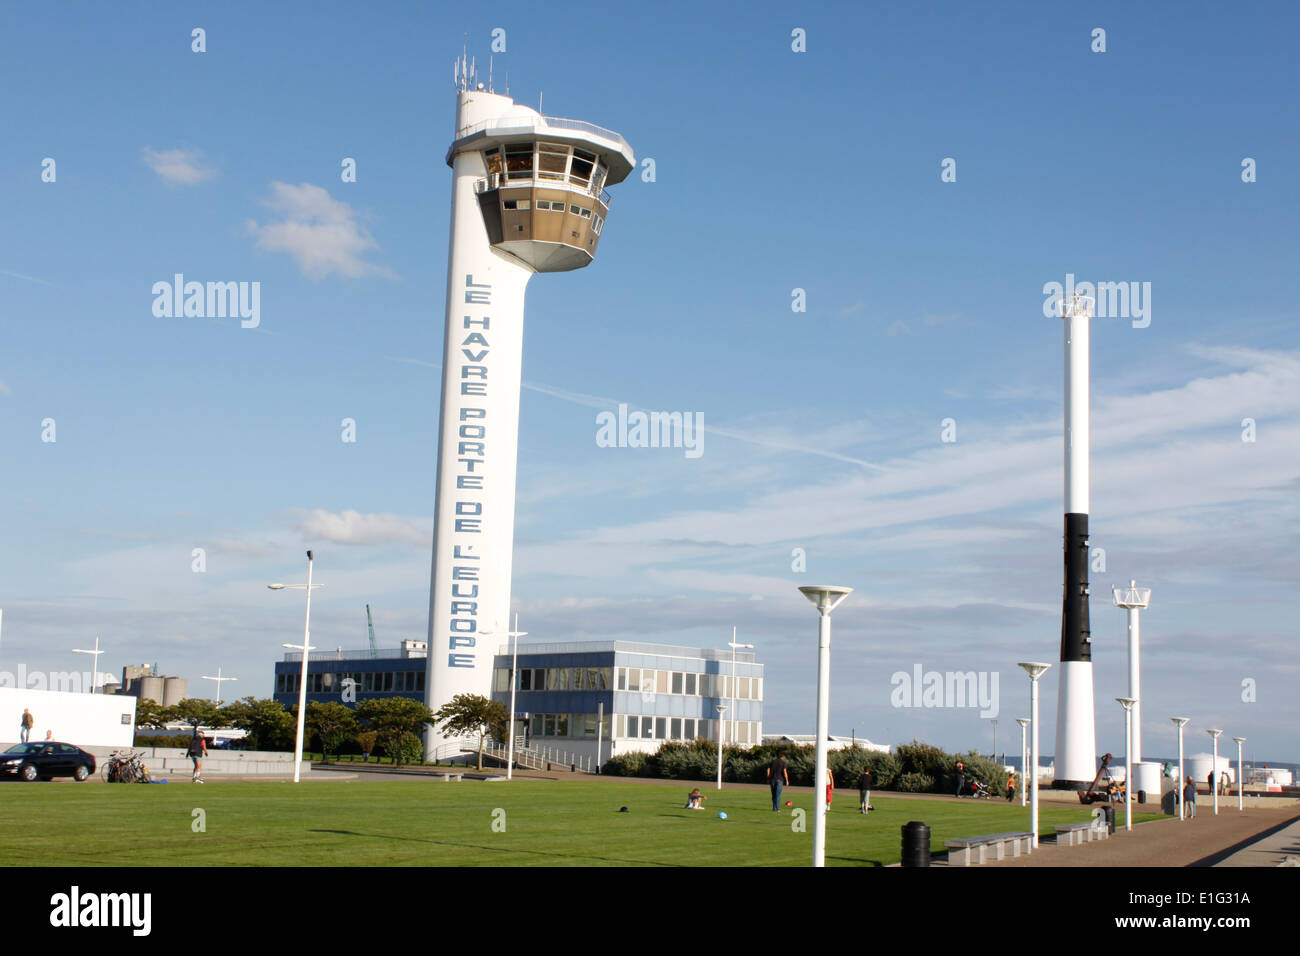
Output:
[
  {"xmin": 671, "ymin": 672, "xmax": 683, "ymax": 695},
  {"xmin": 593, "ymin": 215, "xmax": 604, "ymax": 235},
  {"xmin": 626, "ymin": 715, "xmax": 639, "ymax": 738},
  {"xmin": 671, "ymin": 717, "xmax": 682, "ymax": 739},
  {"xmin": 656, "ymin": 670, "xmax": 668, "ymax": 694},
  {"xmin": 685, "ymin": 673, "xmax": 697, "ymax": 696},
  {"xmin": 655, "ymin": 717, "xmax": 666, "ymax": 739},
  {"xmin": 504, "ymin": 143, "xmax": 533, "ymax": 180}
]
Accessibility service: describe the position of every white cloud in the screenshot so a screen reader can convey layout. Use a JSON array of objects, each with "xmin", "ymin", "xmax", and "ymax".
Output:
[
  {"xmin": 295, "ymin": 509, "xmax": 429, "ymax": 546},
  {"xmin": 246, "ymin": 182, "xmax": 395, "ymax": 280},
  {"xmin": 142, "ymin": 147, "xmax": 216, "ymax": 185},
  {"xmin": 0, "ymin": 378, "xmax": 10, "ymax": 397}
]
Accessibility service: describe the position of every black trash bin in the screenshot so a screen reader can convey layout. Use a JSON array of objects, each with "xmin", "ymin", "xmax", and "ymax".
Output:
[
  {"xmin": 1101, "ymin": 804, "xmax": 1116, "ymax": 834},
  {"xmin": 901, "ymin": 821, "xmax": 931, "ymax": 867}
]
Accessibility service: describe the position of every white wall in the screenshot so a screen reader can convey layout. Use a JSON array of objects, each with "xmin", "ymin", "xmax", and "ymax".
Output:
[{"xmin": 0, "ymin": 687, "xmax": 137, "ymax": 749}]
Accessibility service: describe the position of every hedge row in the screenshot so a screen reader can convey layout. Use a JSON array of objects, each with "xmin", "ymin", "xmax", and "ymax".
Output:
[{"xmin": 601, "ymin": 739, "xmax": 1009, "ymax": 795}]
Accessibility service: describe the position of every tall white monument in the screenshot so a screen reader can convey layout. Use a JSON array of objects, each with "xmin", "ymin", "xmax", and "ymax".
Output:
[
  {"xmin": 425, "ymin": 58, "xmax": 634, "ymax": 752},
  {"xmin": 1053, "ymin": 290, "xmax": 1097, "ymax": 789}
]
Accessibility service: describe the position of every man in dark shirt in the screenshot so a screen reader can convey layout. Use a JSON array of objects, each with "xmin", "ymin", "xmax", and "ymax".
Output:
[
  {"xmin": 858, "ymin": 768, "xmax": 874, "ymax": 814},
  {"xmin": 767, "ymin": 755, "xmax": 790, "ymax": 811}
]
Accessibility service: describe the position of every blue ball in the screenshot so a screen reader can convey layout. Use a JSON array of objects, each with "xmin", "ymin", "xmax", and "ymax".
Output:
[{"xmin": 717, "ymin": 811, "xmax": 728, "ymax": 820}]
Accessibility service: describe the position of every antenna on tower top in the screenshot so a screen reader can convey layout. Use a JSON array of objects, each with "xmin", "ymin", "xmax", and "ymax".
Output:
[{"xmin": 488, "ymin": 55, "xmax": 493, "ymax": 93}]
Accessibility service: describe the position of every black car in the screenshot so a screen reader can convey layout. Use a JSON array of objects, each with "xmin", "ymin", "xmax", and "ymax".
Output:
[{"xmin": 0, "ymin": 742, "xmax": 97, "ymax": 782}]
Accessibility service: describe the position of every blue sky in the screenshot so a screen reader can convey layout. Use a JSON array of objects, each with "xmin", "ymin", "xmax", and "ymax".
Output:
[{"xmin": 2, "ymin": 1, "xmax": 1297, "ymax": 765}]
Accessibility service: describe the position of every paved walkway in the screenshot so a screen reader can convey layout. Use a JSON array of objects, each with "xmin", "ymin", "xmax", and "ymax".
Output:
[{"xmin": 974, "ymin": 806, "xmax": 1300, "ymax": 867}]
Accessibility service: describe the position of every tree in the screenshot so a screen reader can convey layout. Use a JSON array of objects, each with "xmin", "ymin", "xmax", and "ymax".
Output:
[
  {"xmin": 356, "ymin": 698, "xmax": 433, "ymax": 767},
  {"xmin": 304, "ymin": 701, "xmax": 358, "ymax": 760},
  {"xmin": 134, "ymin": 696, "xmax": 169, "ymax": 730},
  {"xmin": 221, "ymin": 697, "xmax": 294, "ymax": 752},
  {"xmin": 434, "ymin": 693, "xmax": 508, "ymax": 770},
  {"xmin": 354, "ymin": 731, "xmax": 378, "ymax": 762},
  {"xmin": 169, "ymin": 698, "xmax": 223, "ymax": 731}
]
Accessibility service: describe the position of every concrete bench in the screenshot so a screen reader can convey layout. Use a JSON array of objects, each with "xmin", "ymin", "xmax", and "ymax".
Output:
[
  {"xmin": 944, "ymin": 831, "xmax": 1033, "ymax": 866},
  {"xmin": 1055, "ymin": 821, "xmax": 1108, "ymax": 846},
  {"xmin": 432, "ymin": 772, "xmax": 463, "ymax": 782}
]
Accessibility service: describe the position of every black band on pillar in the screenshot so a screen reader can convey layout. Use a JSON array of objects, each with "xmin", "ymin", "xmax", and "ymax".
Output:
[{"xmin": 1059, "ymin": 513, "xmax": 1091, "ymax": 663}]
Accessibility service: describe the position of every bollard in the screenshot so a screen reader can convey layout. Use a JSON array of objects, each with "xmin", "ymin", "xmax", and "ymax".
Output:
[{"xmin": 901, "ymin": 821, "xmax": 931, "ymax": 867}]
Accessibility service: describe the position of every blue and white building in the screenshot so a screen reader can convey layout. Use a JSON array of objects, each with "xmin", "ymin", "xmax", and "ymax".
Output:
[{"xmin": 491, "ymin": 640, "xmax": 763, "ymax": 765}]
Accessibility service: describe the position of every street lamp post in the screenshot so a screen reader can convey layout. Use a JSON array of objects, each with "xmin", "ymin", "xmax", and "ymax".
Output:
[
  {"xmin": 481, "ymin": 614, "xmax": 528, "ymax": 781},
  {"xmin": 1116, "ymin": 698, "xmax": 1136, "ymax": 832},
  {"xmin": 728, "ymin": 631, "xmax": 754, "ymax": 762},
  {"xmin": 1171, "ymin": 717, "xmax": 1190, "ymax": 821},
  {"xmin": 715, "ymin": 704, "xmax": 728, "ymax": 789},
  {"xmin": 1232, "ymin": 737, "xmax": 1245, "ymax": 812},
  {"xmin": 1016, "ymin": 718, "xmax": 1030, "ymax": 807},
  {"xmin": 799, "ymin": 585, "xmax": 852, "ymax": 868},
  {"xmin": 1018, "ymin": 662, "xmax": 1052, "ymax": 847},
  {"xmin": 201, "ymin": 666, "xmax": 238, "ymax": 706},
  {"xmin": 1207, "ymin": 729, "xmax": 1222, "ymax": 815},
  {"xmin": 71, "ymin": 636, "xmax": 105, "ymax": 694},
  {"xmin": 269, "ymin": 550, "xmax": 323, "ymax": 784}
]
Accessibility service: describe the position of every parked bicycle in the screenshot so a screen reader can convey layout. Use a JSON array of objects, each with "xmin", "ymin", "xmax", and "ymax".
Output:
[{"xmin": 102, "ymin": 749, "xmax": 151, "ymax": 783}]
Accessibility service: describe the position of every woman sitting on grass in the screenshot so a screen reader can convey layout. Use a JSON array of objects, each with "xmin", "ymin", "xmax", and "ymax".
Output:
[{"xmin": 685, "ymin": 788, "xmax": 706, "ymax": 809}]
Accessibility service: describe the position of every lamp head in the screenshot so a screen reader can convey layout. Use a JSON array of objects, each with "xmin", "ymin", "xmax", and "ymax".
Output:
[
  {"xmin": 1017, "ymin": 661, "xmax": 1051, "ymax": 680},
  {"xmin": 798, "ymin": 585, "xmax": 852, "ymax": 614},
  {"xmin": 1015, "ymin": 717, "xmax": 1030, "ymax": 728},
  {"xmin": 268, "ymin": 584, "xmax": 285, "ymax": 590},
  {"xmin": 1170, "ymin": 717, "xmax": 1190, "ymax": 728},
  {"xmin": 1116, "ymin": 697, "xmax": 1137, "ymax": 710},
  {"xmin": 1206, "ymin": 728, "xmax": 1222, "ymax": 738},
  {"xmin": 1232, "ymin": 736, "xmax": 1246, "ymax": 745}
]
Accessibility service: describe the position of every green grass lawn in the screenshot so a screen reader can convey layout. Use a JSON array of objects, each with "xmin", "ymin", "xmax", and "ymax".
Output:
[{"xmin": 0, "ymin": 780, "xmax": 1163, "ymax": 866}]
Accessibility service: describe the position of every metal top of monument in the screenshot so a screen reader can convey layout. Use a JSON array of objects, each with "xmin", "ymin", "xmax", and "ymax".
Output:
[{"xmin": 1113, "ymin": 580, "xmax": 1151, "ymax": 609}]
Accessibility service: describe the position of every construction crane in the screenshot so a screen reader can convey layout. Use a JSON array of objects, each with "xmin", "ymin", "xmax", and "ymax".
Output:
[{"xmin": 365, "ymin": 604, "xmax": 378, "ymax": 659}]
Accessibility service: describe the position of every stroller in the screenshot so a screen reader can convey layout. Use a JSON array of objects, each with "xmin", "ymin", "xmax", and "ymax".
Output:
[{"xmin": 967, "ymin": 779, "xmax": 996, "ymax": 800}]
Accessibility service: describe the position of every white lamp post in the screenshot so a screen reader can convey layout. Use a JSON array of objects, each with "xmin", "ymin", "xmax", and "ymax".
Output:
[
  {"xmin": 1016, "ymin": 717, "xmax": 1030, "ymax": 807},
  {"xmin": 481, "ymin": 613, "xmax": 528, "ymax": 781},
  {"xmin": 715, "ymin": 704, "xmax": 728, "ymax": 789},
  {"xmin": 799, "ymin": 585, "xmax": 852, "ymax": 868},
  {"xmin": 1232, "ymin": 736, "xmax": 1245, "ymax": 812},
  {"xmin": 1018, "ymin": 662, "xmax": 1051, "ymax": 847},
  {"xmin": 269, "ymin": 549, "xmax": 323, "ymax": 784},
  {"xmin": 1207, "ymin": 729, "xmax": 1222, "ymax": 815},
  {"xmin": 1171, "ymin": 717, "xmax": 1190, "ymax": 821},
  {"xmin": 1116, "ymin": 698, "xmax": 1136, "ymax": 831},
  {"xmin": 201, "ymin": 666, "xmax": 238, "ymax": 706},
  {"xmin": 71, "ymin": 636, "xmax": 105, "ymax": 693},
  {"xmin": 728, "ymin": 631, "xmax": 754, "ymax": 758}
]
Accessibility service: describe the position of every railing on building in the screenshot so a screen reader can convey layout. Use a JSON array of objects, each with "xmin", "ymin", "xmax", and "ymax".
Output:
[
  {"xmin": 283, "ymin": 647, "xmax": 425, "ymax": 663},
  {"xmin": 478, "ymin": 741, "xmax": 597, "ymax": 774},
  {"xmin": 495, "ymin": 639, "xmax": 757, "ymax": 664},
  {"xmin": 453, "ymin": 115, "xmax": 630, "ymax": 154},
  {"xmin": 473, "ymin": 174, "xmax": 612, "ymax": 209}
]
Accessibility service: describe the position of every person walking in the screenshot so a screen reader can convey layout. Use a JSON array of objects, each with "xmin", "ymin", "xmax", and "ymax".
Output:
[
  {"xmin": 1183, "ymin": 775, "xmax": 1197, "ymax": 819},
  {"xmin": 20, "ymin": 708, "xmax": 33, "ymax": 744},
  {"xmin": 825, "ymin": 767, "xmax": 835, "ymax": 811},
  {"xmin": 955, "ymin": 761, "xmax": 966, "ymax": 798},
  {"xmin": 1006, "ymin": 771, "xmax": 1017, "ymax": 802},
  {"xmin": 767, "ymin": 753, "xmax": 789, "ymax": 811},
  {"xmin": 858, "ymin": 767, "xmax": 875, "ymax": 814},
  {"xmin": 187, "ymin": 730, "xmax": 208, "ymax": 783}
]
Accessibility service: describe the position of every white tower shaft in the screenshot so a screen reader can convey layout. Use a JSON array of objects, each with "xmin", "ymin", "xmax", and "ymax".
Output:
[{"xmin": 426, "ymin": 90, "xmax": 534, "ymax": 751}]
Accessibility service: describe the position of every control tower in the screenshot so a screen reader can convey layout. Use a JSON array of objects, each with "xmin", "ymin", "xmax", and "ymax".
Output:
[{"xmin": 424, "ymin": 57, "xmax": 634, "ymax": 752}]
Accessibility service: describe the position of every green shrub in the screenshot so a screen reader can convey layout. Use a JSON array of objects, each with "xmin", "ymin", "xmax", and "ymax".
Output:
[
  {"xmin": 395, "ymin": 732, "xmax": 424, "ymax": 767},
  {"xmin": 897, "ymin": 772, "xmax": 934, "ymax": 792},
  {"xmin": 602, "ymin": 750, "xmax": 648, "ymax": 777}
]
